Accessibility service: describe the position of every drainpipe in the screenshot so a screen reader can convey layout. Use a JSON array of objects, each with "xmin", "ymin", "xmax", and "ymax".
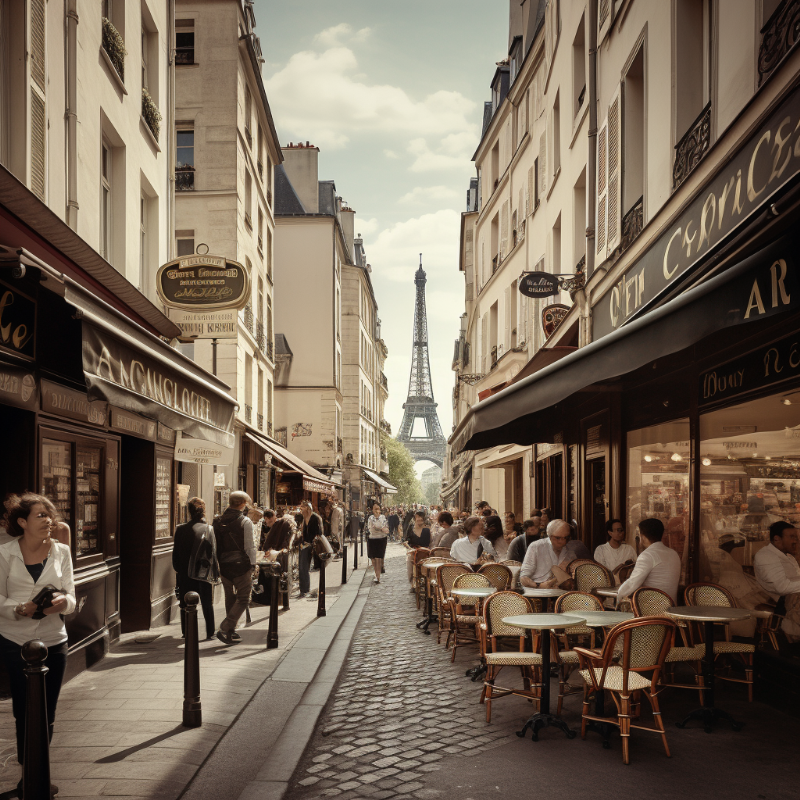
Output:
[
  {"xmin": 167, "ymin": 0, "xmax": 175, "ymax": 259},
  {"xmin": 583, "ymin": 0, "xmax": 599, "ymax": 346},
  {"xmin": 65, "ymin": 0, "xmax": 79, "ymax": 229}
]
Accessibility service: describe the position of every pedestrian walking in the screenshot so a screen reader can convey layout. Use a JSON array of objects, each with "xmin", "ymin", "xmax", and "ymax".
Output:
[
  {"xmin": 388, "ymin": 509, "xmax": 400, "ymax": 541},
  {"xmin": 173, "ymin": 497, "xmax": 219, "ymax": 641},
  {"xmin": 298, "ymin": 501, "xmax": 323, "ymax": 598},
  {"xmin": 213, "ymin": 491, "xmax": 257, "ymax": 645},
  {"xmin": 259, "ymin": 509, "xmax": 276, "ymax": 551},
  {"xmin": 0, "ymin": 492, "xmax": 75, "ymax": 792},
  {"xmin": 366, "ymin": 502, "xmax": 389, "ymax": 584}
]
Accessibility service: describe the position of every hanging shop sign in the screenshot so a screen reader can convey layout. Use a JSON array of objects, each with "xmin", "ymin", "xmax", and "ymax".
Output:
[
  {"xmin": 303, "ymin": 476, "xmax": 332, "ymax": 493},
  {"xmin": 0, "ymin": 280, "xmax": 36, "ymax": 360},
  {"xmin": 542, "ymin": 304, "xmax": 569, "ymax": 339},
  {"xmin": 593, "ymin": 85, "xmax": 800, "ymax": 340},
  {"xmin": 519, "ymin": 272, "xmax": 559, "ymax": 298},
  {"xmin": 156, "ymin": 255, "xmax": 250, "ymax": 311},
  {"xmin": 175, "ymin": 431, "xmax": 234, "ymax": 465},
  {"xmin": 0, "ymin": 361, "xmax": 37, "ymax": 411},
  {"xmin": 168, "ymin": 308, "xmax": 238, "ymax": 340}
]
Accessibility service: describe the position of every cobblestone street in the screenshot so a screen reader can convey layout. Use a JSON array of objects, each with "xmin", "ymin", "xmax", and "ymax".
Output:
[{"xmin": 286, "ymin": 544, "xmax": 800, "ymax": 800}]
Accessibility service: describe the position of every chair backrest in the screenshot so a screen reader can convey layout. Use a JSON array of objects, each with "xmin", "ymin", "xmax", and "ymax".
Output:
[
  {"xmin": 574, "ymin": 562, "xmax": 613, "ymax": 592},
  {"xmin": 631, "ymin": 587, "xmax": 673, "ymax": 617},
  {"xmin": 484, "ymin": 591, "xmax": 532, "ymax": 639},
  {"xmin": 684, "ymin": 582, "xmax": 735, "ymax": 608},
  {"xmin": 568, "ymin": 559, "xmax": 598, "ymax": 578},
  {"xmin": 431, "ymin": 547, "xmax": 452, "ymax": 558},
  {"xmin": 554, "ymin": 591, "xmax": 604, "ymax": 614},
  {"xmin": 435, "ymin": 563, "xmax": 471, "ymax": 599},
  {"xmin": 602, "ymin": 617, "xmax": 676, "ymax": 684},
  {"xmin": 413, "ymin": 548, "xmax": 432, "ymax": 565},
  {"xmin": 478, "ymin": 563, "xmax": 512, "ymax": 591},
  {"xmin": 452, "ymin": 571, "xmax": 491, "ymax": 607},
  {"xmin": 614, "ymin": 562, "xmax": 635, "ymax": 582}
]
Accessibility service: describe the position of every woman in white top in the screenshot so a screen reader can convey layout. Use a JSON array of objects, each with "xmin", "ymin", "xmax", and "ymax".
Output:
[
  {"xmin": 0, "ymin": 493, "xmax": 76, "ymax": 769},
  {"xmin": 366, "ymin": 502, "xmax": 389, "ymax": 584}
]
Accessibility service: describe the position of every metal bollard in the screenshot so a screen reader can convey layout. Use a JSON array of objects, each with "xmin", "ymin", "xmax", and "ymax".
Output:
[
  {"xmin": 267, "ymin": 564, "xmax": 280, "ymax": 650},
  {"xmin": 182, "ymin": 591, "xmax": 202, "ymax": 728},
  {"xmin": 360, "ymin": 528, "xmax": 364, "ymax": 556},
  {"xmin": 341, "ymin": 545, "xmax": 348, "ymax": 584},
  {"xmin": 281, "ymin": 551, "xmax": 290, "ymax": 611},
  {"xmin": 22, "ymin": 640, "xmax": 50, "ymax": 800},
  {"xmin": 353, "ymin": 535, "xmax": 358, "ymax": 570},
  {"xmin": 317, "ymin": 558, "xmax": 327, "ymax": 617}
]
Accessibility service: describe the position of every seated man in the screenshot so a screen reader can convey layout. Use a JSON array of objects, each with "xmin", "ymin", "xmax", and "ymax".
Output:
[
  {"xmin": 520, "ymin": 519, "xmax": 574, "ymax": 589},
  {"xmin": 507, "ymin": 515, "xmax": 542, "ymax": 563},
  {"xmin": 617, "ymin": 518, "xmax": 681, "ymax": 604},
  {"xmin": 754, "ymin": 520, "xmax": 800, "ymax": 641},
  {"xmin": 449, "ymin": 516, "xmax": 487, "ymax": 563},
  {"xmin": 594, "ymin": 518, "xmax": 637, "ymax": 573},
  {"xmin": 430, "ymin": 512, "xmax": 459, "ymax": 549}
]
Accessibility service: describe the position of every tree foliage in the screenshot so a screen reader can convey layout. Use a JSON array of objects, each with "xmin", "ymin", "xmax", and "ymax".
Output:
[
  {"xmin": 423, "ymin": 480, "xmax": 440, "ymax": 506},
  {"xmin": 383, "ymin": 434, "xmax": 422, "ymax": 505}
]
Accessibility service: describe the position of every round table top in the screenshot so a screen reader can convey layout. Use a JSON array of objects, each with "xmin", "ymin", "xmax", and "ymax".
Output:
[
  {"xmin": 522, "ymin": 587, "xmax": 567, "ymax": 598},
  {"xmin": 748, "ymin": 608, "xmax": 773, "ymax": 619},
  {"xmin": 595, "ymin": 587, "xmax": 620, "ymax": 597},
  {"xmin": 502, "ymin": 613, "xmax": 586, "ymax": 630},
  {"xmin": 576, "ymin": 611, "xmax": 634, "ymax": 627},
  {"xmin": 451, "ymin": 587, "xmax": 495, "ymax": 598},
  {"xmin": 667, "ymin": 605, "xmax": 752, "ymax": 623}
]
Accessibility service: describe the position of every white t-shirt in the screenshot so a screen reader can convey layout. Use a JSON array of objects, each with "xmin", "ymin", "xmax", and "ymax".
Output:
[
  {"xmin": 617, "ymin": 541, "xmax": 681, "ymax": 603},
  {"xmin": 450, "ymin": 536, "xmax": 491, "ymax": 564},
  {"xmin": 594, "ymin": 542, "xmax": 638, "ymax": 573}
]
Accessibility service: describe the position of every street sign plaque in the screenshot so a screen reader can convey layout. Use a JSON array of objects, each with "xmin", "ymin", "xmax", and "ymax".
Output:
[{"xmin": 156, "ymin": 255, "xmax": 250, "ymax": 311}]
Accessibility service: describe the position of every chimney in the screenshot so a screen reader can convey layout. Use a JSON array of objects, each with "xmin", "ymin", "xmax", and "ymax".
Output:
[
  {"xmin": 339, "ymin": 204, "xmax": 355, "ymax": 260},
  {"xmin": 281, "ymin": 143, "xmax": 320, "ymax": 213}
]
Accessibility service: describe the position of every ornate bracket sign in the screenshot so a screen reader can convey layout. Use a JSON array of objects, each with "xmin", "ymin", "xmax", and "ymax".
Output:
[
  {"xmin": 156, "ymin": 255, "xmax": 250, "ymax": 312},
  {"xmin": 542, "ymin": 304, "xmax": 570, "ymax": 339},
  {"xmin": 519, "ymin": 272, "xmax": 559, "ymax": 298}
]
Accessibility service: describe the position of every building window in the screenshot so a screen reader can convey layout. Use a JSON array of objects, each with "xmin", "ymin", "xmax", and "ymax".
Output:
[
  {"xmin": 573, "ymin": 170, "xmax": 587, "ymax": 266},
  {"xmin": 100, "ymin": 140, "xmax": 112, "ymax": 260},
  {"xmin": 257, "ymin": 125, "xmax": 264, "ymax": 179},
  {"xmin": 266, "ymin": 227, "xmax": 273, "ymax": 280},
  {"xmin": 176, "ymin": 129, "xmax": 194, "ymax": 190},
  {"xmin": 552, "ymin": 91, "xmax": 561, "ymax": 178},
  {"xmin": 176, "ymin": 230, "xmax": 194, "ymax": 256},
  {"xmin": 175, "ymin": 19, "xmax": 194, "ymax": 65},
  {"xmin": 244, "ymin": 85, "xmax": 252, "ymax": 148},
  {"xmin": 257, "ymin": 207, "xmax": 264, "ymax": 254},
  {"xmin": 139, "ymin": 193, "xmax": 147, "ymax": 290},
  {"xmin": 572, "ymin": 13, "xmax": 586, "ymax": 117},
  {"xmin": 623, "ymin": 45, "xmax": 645, "ymax": 219},
  {"xmin": 244, "ymin": 169, "xmax": 252, "ymax": 228}
]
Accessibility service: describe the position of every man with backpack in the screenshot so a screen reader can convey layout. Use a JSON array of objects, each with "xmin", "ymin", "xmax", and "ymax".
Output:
[{"xmin": 214, "ymin": 491, "xmax": 257, "ymax": 645}]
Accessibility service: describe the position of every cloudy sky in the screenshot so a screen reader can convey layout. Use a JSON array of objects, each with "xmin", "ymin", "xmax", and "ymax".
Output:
[{"xmin": 255, "ymin": 0, "xmax": 508, "ymax": 470}]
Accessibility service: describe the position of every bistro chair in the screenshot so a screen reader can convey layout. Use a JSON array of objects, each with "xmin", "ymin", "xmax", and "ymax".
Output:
[
  {"xmin": 576, "ymin": 616, "xmax": 677, "ymax": 765},
  {"xmin": 568, "ymin": 559, "xmax": 599, "ymax": 578},
  {"xmin": 573, "ymin": 561, "xmax": 614, "ymax": 594},
  {"xmin": 419, "ymin": 557, "xmax": 452, "ymax": 617},
  {"xmin": 448, "ymin": 572, "xmax": 492, "ymax": 661},
  {"xmin": 631, "ymin": 587, "xmax": 704, "ymax": 701},
  {"xmin": 478, "ymin": 562, "xmax": 512, "ymax": 591},
  {"xmin": 411, "ymin": 548, "xmax": 432, "ymax": 608},
  {"xmin": 431, "ymin": 546, "xmax": 452, "ymax": 558},
  {"xmin": 435, "ymin": 563, "xmax": 471, "ymax": 645},
  {"xmin": 481, "ymin": 591, "xmax": 541, "ymax": 722},
  {"xmin": 684, "ymin": 582, "xmax": 756, "ymax": 702},
  {"xmin": 754, "ymin": 602, "xmax": 785, "ymax": 650},
  {"xmin": 614, "ymin": 562, "xmax": 636, "ymax": 583},
  {"xmin": 553, "ymin": 592, "xmax": 604, "ymax": 714}
]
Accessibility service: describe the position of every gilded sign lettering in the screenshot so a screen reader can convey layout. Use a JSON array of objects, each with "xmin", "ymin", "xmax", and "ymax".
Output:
[
  {"xmin": 156, "ymin": 256, "xmax": 250, "ymax": 311},
  {"xmin": 0, "ymin": 280, "xmax": 35, "ymax": 360}
]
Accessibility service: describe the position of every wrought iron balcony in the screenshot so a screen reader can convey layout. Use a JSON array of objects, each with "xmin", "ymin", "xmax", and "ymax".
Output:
[
  {"xmin": 759, "ymin": 0, "xmax": 800, "ymax": 85},
  {"xmin": 257, "ymin": 413, "xmax": 264, "ymax": 431},
  {"xmin": 245, "ymin": 404, "xmax": 252, "ymax": 424},
  {"xmin": 255, "ymin": 319, "xmax": 266, "ymax": 353},
  {"xmin": 267, "ymin": 421, "xmax": 273, "ymax": 437},
  {"xmin": 266, "ymin": 338, "xmax": 274, "ymax": 361},
  {"xmin": 673, "ymin": 102, "xmax": 711, "ymax": 191},
  {"xmin": 244, "ymin": 303, "xmax": 254, "ymax": 334},
  {"xmin": 620, "ymin": 197, "xmax": 644, "ymax": 254},
  {"xmin": 175, "ymin": 165, "xmax": 195, "ymax": 191}
]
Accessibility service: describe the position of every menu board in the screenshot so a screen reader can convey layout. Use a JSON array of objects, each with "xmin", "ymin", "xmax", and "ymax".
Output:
[
  {"xmin": 42, "ymin": 440, "xmax": 72, "ymax": 519},
  {"xmin": 76, "ymin": 446, "xmax": 102, "ymax": 556},
  {"xmin": 155, "ymin": 457, "xmax": 172, "ymax": 538}
]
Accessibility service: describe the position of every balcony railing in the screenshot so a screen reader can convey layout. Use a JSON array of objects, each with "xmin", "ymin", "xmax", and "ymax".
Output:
[
  {"xmin": 102, "ymin": 18, "xmax": 125, "ymax": 81},
  {"xmin": 175, "ymin": 165, "xmax": 195, "ymax": 191},
  {"xmin": 257, "ymin": 413, "xmax": 263, "ymax": 431},
  {"xmin": 620, "ymin": 196, "xmax": 644, "ymax": 254},
  {"xmin": 759, "ymin": 0, "xmax": 800, "ymax": 85},
  {"xmin": 255, "ymin": 319, "xmax": 266, "ymax": 353},
  {"xmin": 245, "ymin": 404, "xmax": 252, "ymax": 424},
  {"xmin": 266, "ymin": 338, "xmax": 274, "ymax": 360},
  {"xmin": 244, "ymin": 303, "xmax": 254, "ymax": 335},
  {"xmin": 673, "ymin": 102, "xmax": 711, "ymax": 191}
]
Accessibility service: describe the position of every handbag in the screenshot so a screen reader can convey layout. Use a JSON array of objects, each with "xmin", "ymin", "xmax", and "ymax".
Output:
[{"xmin": 30, "ymin": 584, "xmax": 59, "ymax": 620}]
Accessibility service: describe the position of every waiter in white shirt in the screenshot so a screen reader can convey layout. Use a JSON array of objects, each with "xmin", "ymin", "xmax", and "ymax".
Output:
[
  {"xmin": 594, "ymin": 519, "xmax": 637, "ymax": 573},
  {"xmin": 754, "ymin": 520, "xmax": 800, "ymax": 641},
  {"xmin": 617, "ymin": 518, "xmax": 681, "ymax": 604},
  {"xmin": 520, "ymin": 520, "xmax": 574, "ymax": 588}
]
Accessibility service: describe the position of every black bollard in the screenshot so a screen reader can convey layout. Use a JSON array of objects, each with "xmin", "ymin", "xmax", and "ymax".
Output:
[
  {"xmin": 360, "ymin": 528, "xmax": 364, "ymax": 556},
  {"xmin": 267, "ymin": 564, "xmax": 280, "ymax": 650},
  {"xmin": 22, "ymin": 640, "xmax": 50, "ymax": 800},
  {"xmin": 317, "ymin": 557, "xmax": 327, "ymax": 617},
  {"xmin": 353, "ymin": 534, "xmax": 358, "ymax": 570},
  {"xmin": 341, "ymin": 545, "xmax": 348, "ymax": 584},
  {"xmin": 182, "ymin": 591, "xmax": 202, "ymax": 728},
  {"xmin": 281, "ymin": 551, "xmax": 290, "ymax": 611}
]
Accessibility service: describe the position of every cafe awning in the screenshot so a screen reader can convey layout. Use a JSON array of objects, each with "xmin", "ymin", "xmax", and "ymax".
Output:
[
  {"xmin": 452, "ymin": 232, "xmax": 800, "ymax": 453},
  {"xmin": 243, "ymin": 430, "xmax": 337, "ymax": 492},
  {"xmin": 441, "ymin": 469, "xmax": 466, "ymax": 500},
  {"xmin": 362, "ymin": 467, "xmax": 397, "ymax": 494}
]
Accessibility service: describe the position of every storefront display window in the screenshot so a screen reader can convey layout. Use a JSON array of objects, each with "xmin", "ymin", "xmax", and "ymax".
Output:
[
  {"xmin": 155, "ymin": 456, "xmax": 172, "ymax": 539},
  {"xmin": 699, "ymin": 394, "xmax": 800, "ymax": 610},
  {"xmin": 626, "ymin": 420, "xmax": 690, "ymax": 582}
]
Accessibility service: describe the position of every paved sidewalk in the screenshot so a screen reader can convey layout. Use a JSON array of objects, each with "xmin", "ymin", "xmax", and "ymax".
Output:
[
  {"xmin": 284, "ymin": 543, "xmax": 799, "ymax": 800},
  {"xmin": 0, "ymin": 551, "xmax": 363, "ymax": 800}
]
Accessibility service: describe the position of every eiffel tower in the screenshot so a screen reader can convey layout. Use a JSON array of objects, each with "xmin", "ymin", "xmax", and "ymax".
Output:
[{"xmin": 397, "ymin": 256, "xmax": 447, "ymax": 468}]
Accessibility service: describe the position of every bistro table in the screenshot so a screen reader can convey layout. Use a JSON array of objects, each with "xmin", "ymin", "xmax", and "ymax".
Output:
[
  {"xmin": 452, "ymin": 587, "xmax": 497, "ymax": 680},
  {"xmin": 668, "ymin": 605, "xmax": 752, "ymax": 732},
  {"xmin": 503, "ymin": 613, "xmax": 586, "ymax": 741},
  {"xmin": 416, "ymin": 560, "xmax": 445, "ymax": 635},
  {"xmin": 522, "ymin": 587, "xmax": 567, "ymax": 612},
  {"xmin": 573, "ymin": 611, "xmax": 634, "ymax": 748}
]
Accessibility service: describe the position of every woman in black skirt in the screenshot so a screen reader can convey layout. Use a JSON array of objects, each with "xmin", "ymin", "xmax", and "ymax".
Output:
[{"xmin": 366, "ymin": 501, "xmax": 389, "ymax": 584}]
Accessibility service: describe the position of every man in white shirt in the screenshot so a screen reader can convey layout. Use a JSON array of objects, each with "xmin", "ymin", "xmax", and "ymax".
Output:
[
  {"xmin": 594, "ymin": 518, "xmax": 637, "ymax": 573},
  {"xmin": 617, "ymin": 518, "xmax": 681, "ymax": 604},
  {"xmin": 450, "ymin": 516, "xmax": 486, "ymax": 564},
  {"xmin": 520, "ymin": 520, "xmax": 574, "ymax": 588},
  {"xmin": 754, "ymin": 521, "xmax": 800, "ymax": 640}
]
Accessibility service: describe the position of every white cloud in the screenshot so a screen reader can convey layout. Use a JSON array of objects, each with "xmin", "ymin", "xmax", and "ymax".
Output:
[
  {"xmin": 313, "ymin": 23, "xmax": 371, "ymax": 48},
  {"xmin": 384, "ymin": 149, "xmax": 400, "ymax": 159},
  {"xmin": 407, "ymin": 131, "xmax": 476, "ymax": 172},
  {"xmin": 398, "ymin": 185, "xmax": 460, "ymax": 206},
  {"xmin": 354, "ymin": 217, "xmax": 379, "ymax": 238}
]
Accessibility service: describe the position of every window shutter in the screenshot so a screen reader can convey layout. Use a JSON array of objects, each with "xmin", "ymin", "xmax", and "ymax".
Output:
[
  {"xmin": 480, "ymin": 237, "xmax": 485, "ymax": 286},
  {"xmin": 481, "ymin": 314, "xmax": 488, "ymax": 373},
  {"xmin": 30, "ymin": 0, "xmax": 46, "ymax": 91},
  {"xmin": 29, "ymin": 0, "xmax": 47, "ymax": 201},
  {"xmin": 595, "ymin": 116, "xmax": 608, "ymax": 257},
  {"xmin": 598, "ymin": 0, "xmax": 613, "ymax": 46},
  {"xmin": 606, "ymin": 87, "xmax": 622, "ymax": 253},
  {"xmin": 526, "ymin": 166, "xmax": 533, "ymax": 216},
  {"xmin": 518, "ymin": 188, "xmax": 524, "ymax": 235},
  {"xmin": 504, "ymin": 286, "xmax": 512, "ymax": 352},
  {"xmin": 30, "ymin": 89, "xmax": 46, "ymax": 200},
  {"xmin": 539, "ymin": 131, "xmax": 547, "ymax": 196},
  {"xmin": 546, "ymin": 107, "xmax": 555, "ymax": 187},
  {"xmin": 500, "ymin": 200, "xmax": 509, "ymax": 260}
]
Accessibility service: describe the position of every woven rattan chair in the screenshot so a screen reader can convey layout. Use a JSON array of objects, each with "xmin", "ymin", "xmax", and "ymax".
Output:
[
  {"xmin": 411, "ymin": 548, "xmax": 432, "ymax": 609},
  {"xmin": 448, "ymin": 572, "xmax": 492, "ymax": 660},
  {"xmin": 419, "ymin": 557, "xmax": 452, "ymax": 617},
  {"xmin": 478, "ymin": 563, "xmax": 512, "ymax": 591},
  {"xmin": 631, "ymin": 587, "xmax": 703, "ymax": 700},
  {"xmin": 573, "ymin": 561, "xmax": 614, "ymax": 594},
  {"xmin": 614, "ymin": 562, "xmax": 636, "ymax": 583},
  {"xmin": 481, "ymin": 591, "xmax": 541, "ymax": 722},
  {"xmin": 576, "ymin": 616, "xmax": 677, "ymax": 765},
  {"xmin": 435, "ymin": 563, "xmax": 471, "ymax": 645},
  {"xmin": 553, "ymin": 592, "xmax": 604, "ymax": 714},
  {"xmin": 568, "ymin": 559, "xmax": 599, "ymax": 578},
  {"xmin": 430, "ymin": 546, "xmax": 453, "ymax": 558},
  {"xmin": 684, "ymin": 582, "xmax": 755, "ymax": 701}
]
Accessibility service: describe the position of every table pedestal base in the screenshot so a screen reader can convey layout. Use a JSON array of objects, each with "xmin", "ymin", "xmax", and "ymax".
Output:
[
  {"xmin": 465, "ymin": 663, "xmax": 487, "ymax": 681},
  {"xmin": 676, "ymin": 706, "xmax": 743, "ymax": 734},
  {"xmin": 517, "ymin": 713, "xmax": 576, "ymax": 741},
  {"xmin": 416, "ymin": 596, "xmax": 437, "ymax": 635}
]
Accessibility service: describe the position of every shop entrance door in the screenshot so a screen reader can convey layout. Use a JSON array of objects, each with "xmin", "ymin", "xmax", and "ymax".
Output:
[
  {"xmin": 535, "ymin": 453, "xmax": 563, "ymax": 518},
  {"xmin": 586, "ymin": 457, "xmax": 608, "ymax": 551}
]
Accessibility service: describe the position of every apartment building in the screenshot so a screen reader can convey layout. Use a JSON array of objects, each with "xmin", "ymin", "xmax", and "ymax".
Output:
[
  {"xmin": 449, "ymin": 0, "xmax": 800, "ymax": 619},
  {"xmin": 173, "ymin": 0, "xmax": 283, "ymax": 510}
]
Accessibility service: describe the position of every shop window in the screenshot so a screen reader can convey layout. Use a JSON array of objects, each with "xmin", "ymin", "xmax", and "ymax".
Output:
[
  {"xmin": 626, "ymin": 420, "xmax": 691, "ymax": 582},
  {"xmin": 699, "ymin": 393, "xmax": 800, "ymax": 610},
  {"xmin": 155, "ymin": 456, "xmax": 172, "ymax": 539}
]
